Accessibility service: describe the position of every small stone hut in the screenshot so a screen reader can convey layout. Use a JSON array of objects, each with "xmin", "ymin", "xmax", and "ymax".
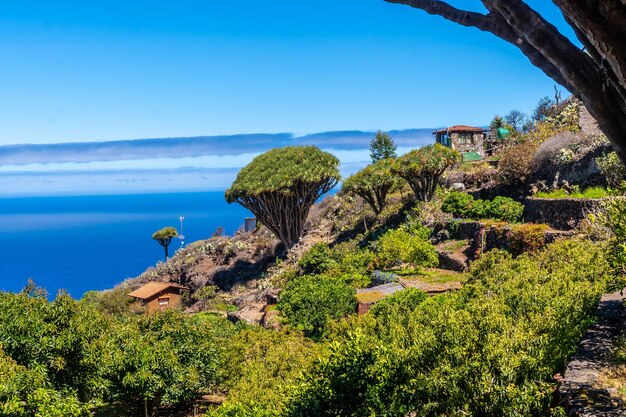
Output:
[
  {"xmin": 356, "ymin": 282, "xmax": 406, "ymax": 315},
  {"xmin": 434, "ymin": 125, "xmax": 486, "ymax": 160},
  {"xmin": 128, "ymin": 282, "xmax": 189, "ymax": 313}
]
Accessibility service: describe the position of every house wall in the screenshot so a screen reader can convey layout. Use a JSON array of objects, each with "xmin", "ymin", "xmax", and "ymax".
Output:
[
  {"xmin": 146, "ymin": 289, "xmax": 182, "ymax": 313},
  {"xmin": 449, "ymin": 132, "xmax": 485, "ymax": 156}
]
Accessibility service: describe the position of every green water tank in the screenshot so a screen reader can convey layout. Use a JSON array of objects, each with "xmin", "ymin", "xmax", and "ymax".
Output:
[{"xmin": 497, "ymin": 128, "xmax": 511, "ymax": 139}]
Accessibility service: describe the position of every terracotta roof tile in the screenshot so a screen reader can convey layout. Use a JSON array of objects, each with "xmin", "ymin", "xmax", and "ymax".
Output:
[{"xmin": 128, "ymin": 282, "xmax": 188, "ymax": 300}]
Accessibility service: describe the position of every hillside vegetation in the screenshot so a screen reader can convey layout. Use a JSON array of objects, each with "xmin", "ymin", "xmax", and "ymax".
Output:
[{"xmin": 1, "ymin": 97, "xmax": 626, "ymax": 416}]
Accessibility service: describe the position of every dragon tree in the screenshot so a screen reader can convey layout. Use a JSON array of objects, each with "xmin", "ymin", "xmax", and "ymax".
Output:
[
  {"xmin": 393, "ymin": 144, "xmax": 461, "ymax": 202},
  {"xmin": 152, "ymin": 226, "xmax": 178, "ymax": 261},
  {"xmin": 225, "ymin": 146, "xmax": 340, "ymax": 248},
  {"xmin": 342, "ymin": 158, "xmax": 399, "ymax": 215}
]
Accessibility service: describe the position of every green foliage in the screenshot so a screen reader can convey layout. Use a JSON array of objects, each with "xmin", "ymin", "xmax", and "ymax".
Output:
[
  {"xmin": 298, "ymin": 241, "xmax": 376, "ymax": 288},
  {"xmin": 208, "ymin": 401, "xmax": 277, "ymax": 417},
  {"xmin": 442, "ymin": 192, "xmax": 524, "ymax": 222},
  {"xmin": 533, "ymin": 96, "xmax": 555, "ymax": 122},
  {"xmin": 0, "ymin": 284, "xmax": 236, "ymax": 416},
  {"xmin": 372, "ymin": 228, "xmax": 438, "ymax": 271},
  {"xmin": 369, "ymin": 131, "xmax": 397, "ymax": 162},
  {"xmin": 441, "ymin": 191, "xmax": 487, "ymax": 219},
  {"xmin": 596, "ymin": 151, "xmax": 626, "ymax": 188},
  {"xmin": 342, "ymin": 158, "xmax": 399, "ymax": 214},
  {"xmin": 535, "ymin": 186, "xmax": 618, "ymax": 199},
  {"xmin": 104, "ymin": 311, "xmax": 234, "ymax": 410},
  {"xmin": 490, "ymin": 196, "xmax": 525, "ymax": 222},
  {"xmin": 225, "ymin": 146, "xmax": 340, "ymax": 198},
  {"xmin": 81, "ymin": 288, "xmax": 136, "ymax": 316},
  {"xmin": 151, "ymin": 226, "xmax": 178, "ymax": 240},
  {"xmin": 225, "ymin": 146, "xmax": 340, "ymax": 247},
  {"xmin": 192, "ymin": 285, "xmax": 218, "ymax": 301},
  {"xmin": 369, "ymin": 288, "xmax": 428, "ymax": 321},
  {"xmin": 509, "ymin": 223, "xmax": 549, "ymax": 255},
  {"xmin": 393, "ymin": 144, "xmax": 461, "ymax": 202},
  {"xmin": 214, "ymin": 328, "xmax": 319, "ymax": 414},
  {"xmin": 489, "ymin": 115, "xmax": 505, "ymax": 130},
  {"xmin": 298, "ymin": 243, "xmax": 338, "ymax": 275},
  {"xmin": 282, "ymin": 240, "xmax": 611, "ymax": 417},
  {"xmin": 594, "ymin": 199, "xmax": 626, "ymax": 291},
  {"xmin": 278, "ymin": 275, "xmax": 356, "ymax": 340}
]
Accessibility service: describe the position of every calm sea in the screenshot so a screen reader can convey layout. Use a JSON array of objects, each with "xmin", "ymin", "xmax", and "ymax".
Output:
[{"xmin": 0, "ymin": 192, "xmax": 250, "ymax": 298}]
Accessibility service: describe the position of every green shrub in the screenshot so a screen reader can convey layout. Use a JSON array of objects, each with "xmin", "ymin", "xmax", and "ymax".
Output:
[
  {"xmin": 299, "ymin": 243, "xmax": 338, "ymax": 275},
  {"xmin": 215, "ymin": 328, "xmax": 319, "ymax": 414},
  {"xmin": 597, "ymin": 151, "xmax": 626, "ymax": 188},
  {"xmin": 441, "ymin": 192, "xmax": 524, "ymax": 222},
  {"xmin": 373, "ymin": 228, "xmax": 438, "ymax": 271},
  {"xmin": 489, "ymin": 195, "xmax": 525, "ymax": 222},
  {"xmin": 283, "ymin": 240, "xmax": 610, "ymax": 417},
  {"xmin": 509, "ymin": 223, "xmax": 549, "ymax": 255},
  {"xmin": 369, "ymin": 288, "xmax": 428, "ymax": 321},
  {"xmin": 299, "ymin": 241, "xmax": 375, "ymax": 288},
  {"xmin": 441, "ymin": 191, "xmax": 487, "ymax": 219},
  {"xmin": 278, "ymin": 275, "xmax": 356, "ymax": 339},
  {"xmin": 594, "ymin": 199, "xmax": 626, "ymax": 291}
]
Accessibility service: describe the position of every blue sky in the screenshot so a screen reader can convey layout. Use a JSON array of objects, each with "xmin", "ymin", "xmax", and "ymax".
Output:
[
  {"xmin": 0, "ymin": 0, "xmax": 575, "ymax": 145},
  {"xmin": 0, "ymin": 1, "xmax": 576, "ymax": 195}
]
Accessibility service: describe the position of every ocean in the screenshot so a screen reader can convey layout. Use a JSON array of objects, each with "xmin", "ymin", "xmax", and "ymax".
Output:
[{"xmin": 0, "ymin": 192, "xmax": 251, "ymax": 298}]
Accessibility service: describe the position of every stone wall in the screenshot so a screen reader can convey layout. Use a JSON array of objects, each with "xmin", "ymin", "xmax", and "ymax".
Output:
[{"xmin": 523, "ymin": 197, "xmax": 611, "ymax": 230}]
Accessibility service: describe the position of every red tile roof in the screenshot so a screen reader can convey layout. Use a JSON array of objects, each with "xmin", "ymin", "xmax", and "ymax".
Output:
[{"xmin": 434, "ymin": 125, "xmax": 486, "ymax": 134}]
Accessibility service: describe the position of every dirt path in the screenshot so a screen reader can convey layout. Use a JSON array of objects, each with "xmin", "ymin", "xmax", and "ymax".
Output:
[{"xmin": 559, "ymin": 289, "xmax": 626, "ymax": 416}]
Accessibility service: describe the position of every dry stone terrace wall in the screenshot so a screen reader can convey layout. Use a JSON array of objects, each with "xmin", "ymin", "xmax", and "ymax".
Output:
[
  {"xmin": 524, "ymin": 197, "xmax": 618, "ymax": 230},
  {"xmin": 558, "ymin": 290, "xmax": 626, "ymax": 416}
]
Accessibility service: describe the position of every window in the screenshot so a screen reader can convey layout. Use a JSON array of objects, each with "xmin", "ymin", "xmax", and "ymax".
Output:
[
  {"xmin": 457, "ymin": 132, "xmax": 474, "ymax": 145},
  {"xmin": 158, "ymin": 297, "xmax": 170, "ymax": 306}
]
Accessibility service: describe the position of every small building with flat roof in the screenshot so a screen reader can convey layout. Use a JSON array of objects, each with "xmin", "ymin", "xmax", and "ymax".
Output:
[{"xmin": 128, "ymin": 282, "xmax": 189, "ymax": 313}]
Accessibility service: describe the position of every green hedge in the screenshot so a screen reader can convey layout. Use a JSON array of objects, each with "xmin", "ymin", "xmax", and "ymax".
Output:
[{"xmin": 442, "ymin": 192, "xmax": 524, "ymax": 222}]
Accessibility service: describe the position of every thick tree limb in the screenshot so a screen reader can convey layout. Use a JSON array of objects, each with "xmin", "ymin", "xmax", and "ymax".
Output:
[{"xmin": 384, "ymin": 0, "xmax": 626, "ymax": 161}]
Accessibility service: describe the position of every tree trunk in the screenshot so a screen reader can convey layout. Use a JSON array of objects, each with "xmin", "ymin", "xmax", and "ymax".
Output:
[{"xmin": 385, "ymin": 0, "xmax": 626, "ymax": 162}]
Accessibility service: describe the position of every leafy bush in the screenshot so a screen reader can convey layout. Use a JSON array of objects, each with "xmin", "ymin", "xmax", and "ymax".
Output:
[
  {"xmin": 278, "ymin": 275, "xmax": 356, "ymax": 339},
  {"xmin": 373, "ymin": 228, "xmax": 438, "ymax": 271},
  {"xmin": 442, "ymin": 192, "xmax": 524, "ymax": 222},
  {"xmin": 299, "ymin": 243, "xmax": 338, "ymax": 275},
  {"xmin": 596, "ymin": 151, "xmax": 626, "ymax": 188},
  {"xmin": 215, "ymin": 328, "xmax": 319, "ymax": 414},
  {"xmin": 489, "ymin": 195, "xmax": 525, "ymax": 222},
  {"xmin": 509, "ymin": 223, "xmax": 549, "ymax": 254},
  {"xmin": 0, "ymin": 285, "xmax": 236, "ymax": 416},
  {"xmin": 497, "ymin": 140, "xmax": 539, "ymax": 184},
  {"xmin": 369, "ymin": 288, "xmax": 428, "ymax": 321},
  {"xmin": 282, "ymin": 240, "xmax": 610, "ymax": 417},
  {"xmin": 298, "ymin": 241, "xmax": 376, "ymax": 288},
  {"xmin": 594, "ymin": 199, "xmax": 626, "ymax": 291},
  {"xmin": 441, "ymin": 191, "xmax": 487, "ymax": 219}
]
